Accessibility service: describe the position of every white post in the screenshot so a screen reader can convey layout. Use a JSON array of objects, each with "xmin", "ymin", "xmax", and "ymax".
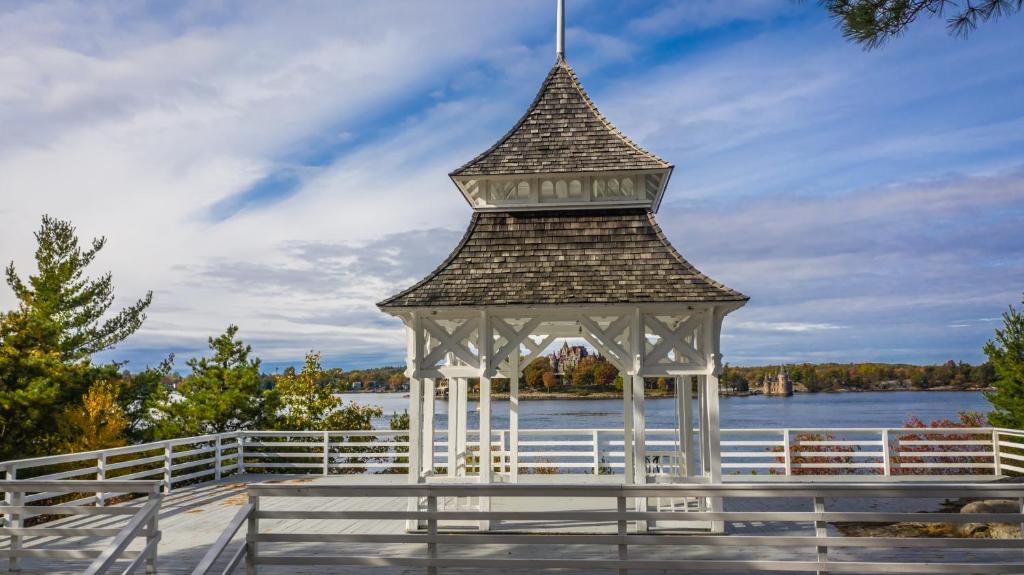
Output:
[
  {"xmin": 424, "ymin": 379, "xmax": 436, "ymax": 475},
  {"xmin": 510, "ymin": 351, "xmax": 520, "ymax": 483},
  {"xmin": 408, "ymin": 377, "xmax": 424, "ymax": 484},
  {"xmin": 883, "ymin": 429, "xmax": 893, "ymax": 477},
  {"xmin": 407, "ymin": 376, "xmax": 424, "ymax": 532},
  {"xmin": 783, "ymin": 430, "xmax": 793, "ymax": 476},
  {"xmin": 447, "ymin": 376, "xmax": 459, "ymax": 478},
  {"xmin": 698, "ymin": 375, "xmax": 710, "ymax": 476},
  {"xmin": 815, "ymin": 496, "xmax": 827, "ymax": 575},
  {"xmin": 677, "ymin": 375, "xmax": 694, "ymax": 477},
  {"xmin": 6, "ymin": 466, "xmax": 18, "ymax": 573},
  {"xmin": 480, "ymin": 377, "xmax": 492, "ymax": 484},
  {"xmin": 237, "ymin": 431, "xmax": 246, "ymax": 476},
  {"xmin": 705, "ymin": 307, "xmax": 725, "ymax": 534},
  {"xmin": 993, "ymin": 429, "xmax": 1003, "ymax": 476},
  {"xmin": 623, "ymin": 369, "xmax": 634, "ymax": 485},
  {"xmin": 215, "ymin": 435, "xmax": 223, "ymax": 480},
  {"xmin": 632, "ymin": 374, "xmax": 647, "ymax": 484},
  {"xmin": 163, "ymin": 443, "xmax": 174, "ymax": 493},
  {"xmin": 322, "ymin": 431, "xmax": 330, "ymax": 476},
  {"xmin": 593, "ymin": 429, "xmax": 601, "ymax": 475},
  {"xmin": 246, "ymin": 494, "xmax": 259, "ymax": 575},
  {"xmin": 456, "ymin": 378, "xmax": 469, "ymax": 477},
  {"xmin": 97, "ymin": 452, "xmax": 107, "ymax": 507}
]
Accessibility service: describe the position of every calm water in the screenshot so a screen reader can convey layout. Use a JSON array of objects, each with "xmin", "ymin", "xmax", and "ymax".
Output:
[{"xmin": 337, "ymin": 391, "xmax": 992, "ymax": 430}]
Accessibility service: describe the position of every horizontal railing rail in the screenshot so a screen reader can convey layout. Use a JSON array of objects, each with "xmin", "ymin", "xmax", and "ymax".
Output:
[
  {"xmin": 1, "ymin": 426, "xmax": 1018, "ymax": 496},
  {"xmin": 193, "ymin": 481, "xmax": 1024, "ymax": 574},
  {"xmin": 0, "ymin": 480, "xmax": 162, "ymax": 574}
]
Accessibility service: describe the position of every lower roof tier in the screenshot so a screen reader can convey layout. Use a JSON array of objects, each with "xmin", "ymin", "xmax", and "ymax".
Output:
[{"xmin": 377, "ymin": 208, "xmax": 748, "ymax": 309}]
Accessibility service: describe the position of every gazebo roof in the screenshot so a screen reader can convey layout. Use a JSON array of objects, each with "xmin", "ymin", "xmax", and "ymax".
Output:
[
  {"xmin": 450, "ymin": 59, "xmax": 671, "ymax": 177},
  {"xmin": 377, "ymin": 209, "xmax": 747, "ymax": 309}
]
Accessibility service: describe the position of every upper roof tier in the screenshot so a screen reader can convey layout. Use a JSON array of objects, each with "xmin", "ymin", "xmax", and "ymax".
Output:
[
  {"xmin": 450, "ymin": 59, "xmax": 674, "ymax": 212},
  {"xmin": 451, "ymin": 59, "xmax": 671, "ymax": 177}
]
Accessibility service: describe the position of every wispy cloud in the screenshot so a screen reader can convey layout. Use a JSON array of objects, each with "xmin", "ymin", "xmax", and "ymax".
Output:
[{"xmin": 0, "ymin": 1, "xmax": 1020, "ymax": 369}]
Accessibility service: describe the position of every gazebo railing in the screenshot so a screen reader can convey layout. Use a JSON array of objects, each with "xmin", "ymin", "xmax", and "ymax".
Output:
[{"xmin": 2, "ymin": 427, "xmax": 1022, "ymax": 497}]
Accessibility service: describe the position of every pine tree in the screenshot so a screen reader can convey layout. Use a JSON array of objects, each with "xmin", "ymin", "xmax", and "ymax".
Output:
[
  {"xmin": 0, "ymin": 216, "xmax": 146, "ymax": 458},
  {"xmin": 4, "ymin": 215, "xmax": 152, "ymax": 362},
  {"xmin": 985, "ymin": 296, "xmax": 1024, "ymax": 429},
  {"xmin": 820, "ymin": 0, "xmax": 1023, "ymax": 49},
  {"xmin": 152, "ymin": 325, "xmax": 277, "ymax": 437}
]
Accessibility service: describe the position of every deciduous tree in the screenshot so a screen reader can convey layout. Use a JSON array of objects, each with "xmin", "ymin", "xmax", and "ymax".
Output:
[
  {"xmin": 275, "ymin": 351, "xmax": 381, "ymax": 431},
  {"xmin": 59, "ymin": 380, "xmax": 128, "ymax": 453}
]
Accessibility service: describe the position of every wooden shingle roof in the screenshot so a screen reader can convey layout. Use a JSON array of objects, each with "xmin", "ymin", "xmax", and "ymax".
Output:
[
  {"xmin": 377, "ymin": 209, "xmax": 747, "ymax": 309},
  {"xmin": 450, "ymin": 59, "xmax": 671, "ymax": 177}
]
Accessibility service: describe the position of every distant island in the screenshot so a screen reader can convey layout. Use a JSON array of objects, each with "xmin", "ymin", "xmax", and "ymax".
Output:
[{"xmin": 332, "ymin": 349, "xmax": 994, "ymax": 399}]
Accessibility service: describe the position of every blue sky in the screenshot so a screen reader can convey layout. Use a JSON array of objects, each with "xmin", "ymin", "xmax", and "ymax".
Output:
[{"xmin": 0, "ymin": 0, "xmax": 1021, "ymax": 371}]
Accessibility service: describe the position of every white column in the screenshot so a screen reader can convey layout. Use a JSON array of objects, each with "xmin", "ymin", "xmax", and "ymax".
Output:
[
  {"xmin": 456, "ymin": 378, "xmax": 469, "ymax": 476},
  {"xmin": 424, "ymin": 379, "xmax": 435, "ymax": 476},
  {"xmin": 407, "ymin": 377, "xmax": 425, "ymax": 532},
  {"xmin": 480, "ymin": 377, "xmax": 492, "ymax": 483},
  {"xmin": 408, "ymin": 377, "xmax": 423, "ymax": 484},
  {"xmin": 632, "ymin": 374, "xmax": 647, "ymax": 484},
  {"xmin": 698, "ymin": 375, "xmax": 711, "ymax": 477},
  {"xmin": 677, "ymin": 375, "xmax": 694, "ymax": 477},
  {"xmin": 447, "ymin": 378, "xmax": 459, "ymax": 478},
  {"xmin": 509, "ymin": 351, "xmax": 520, "ymax": 483},
  {"xmin": 623, "ymin": 370, "xmax": 634, "ymax": 485}
]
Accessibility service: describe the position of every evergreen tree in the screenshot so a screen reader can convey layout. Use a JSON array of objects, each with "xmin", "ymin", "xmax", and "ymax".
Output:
[
  {"xmin": 819, "ymin": 0, "xmax": 1022, "ymax": 49},
  {"xmin": 4, "ymin": 215, "xmax": 152, "ymax": 362},
  {"xmin": 985, "ymin": 296, "xmax": 1024, "ymax": 428},
  {"xmin": 0, "ymin": 216, "xmax": 145, "ymax": 459},
  {"xmin": 152, "ymin": 325, "xmax": 277, "ymax": 437}
]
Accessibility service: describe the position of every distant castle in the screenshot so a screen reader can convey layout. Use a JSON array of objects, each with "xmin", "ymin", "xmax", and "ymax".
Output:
[
  {"xmin": 549, "ymin": 342, "xmax": 600, "ymax": 375},
  {"xmin": 762, "ymin": 367, "xmax": 794, "ymax": 397}
]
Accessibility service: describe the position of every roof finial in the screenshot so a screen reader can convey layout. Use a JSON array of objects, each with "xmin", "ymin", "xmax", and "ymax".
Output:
[{"xmin": 556, "ymin": 0, "xmax": 565, "ymax": 61}]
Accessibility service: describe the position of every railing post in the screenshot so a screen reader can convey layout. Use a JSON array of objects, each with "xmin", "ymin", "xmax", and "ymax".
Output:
[
  {"xmin": 323, "ymin": 431, "xmax": 330, "ymax": 476},
  {"xmin": 993, "ymin": 429, "xmax": 1003, "ymax": 476},
  {"xmin": 97, "ymin": 452, "xmax": 107, "ymax": 507},
  {"xmin": 237, "ymin": 431, "xmax": 246, "ymax": 476},
  {"xmin": 163, "ymin": 442, "xmax": 174, "ymax": 493},
  {"xmin": 246, "ymin": 492, "xmax": 259, "ymax": 575},
  {"xmin": 815, "ymin": 495, "xmax": 827, "ymax": 575},
  {"xmin": 7, "ymin": 466, "xmax": 19, "ymax": 573},
  {"xmin": 882, "ymin": 429, "xmax": 893, "ymax": 477},
  {"xmin": 215, "ymin": 434, "xmax": 223, "ymax": 481},
  {"xmin": 593, "ymin": 429, "xmax": 601, "ymax": 475},
  {"xmin": 146, "ymin": 487, "xmax": 160, "ymax": 575},
  {"xmin": 427, "ymin": 494, "xmax": 438, "ymax": 575},
  {"xmin": 783, "ymin": 430, "xmax": 792, "ymax": 476},
  {"xmin": 617, "ymin": 494, "xmax": 628, "ymax": 575}
]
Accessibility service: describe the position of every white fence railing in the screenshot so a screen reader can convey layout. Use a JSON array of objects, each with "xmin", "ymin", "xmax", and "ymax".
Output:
[
  {"xmin": 0, "ymin": 480, "xmax": 162, "ymax": 574},
  {"xmin": 193, "ymin": 481, "xmax": 1024, "ymax": 575},
  {"xmin": 2, "ymin": 427, "xmax": 1023, "ymax": 498}
]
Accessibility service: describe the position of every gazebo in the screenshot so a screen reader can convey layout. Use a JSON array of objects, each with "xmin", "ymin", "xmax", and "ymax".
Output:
[{"xmin": 377, "ymin": 2, "xmax": 747, "ymax": 493}]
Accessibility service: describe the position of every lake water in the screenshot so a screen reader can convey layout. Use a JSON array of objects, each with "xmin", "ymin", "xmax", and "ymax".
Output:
[{"xmin": 337, "ymin": 391, "xmax": 992, "ymax": 430}]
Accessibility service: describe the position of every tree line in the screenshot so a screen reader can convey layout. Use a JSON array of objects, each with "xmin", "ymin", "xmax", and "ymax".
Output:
[{"xmin": 722, "ymin": 361, "xmax": 997, "ymax": 393}]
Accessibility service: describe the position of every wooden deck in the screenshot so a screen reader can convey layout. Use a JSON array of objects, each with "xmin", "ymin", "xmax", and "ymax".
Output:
[{"xmin": 7, "ymin": 474, "xmax": 1022, "ymax": 575}]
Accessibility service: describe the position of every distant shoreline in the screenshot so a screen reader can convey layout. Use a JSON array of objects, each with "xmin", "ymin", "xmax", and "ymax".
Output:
[{"xmin": 339, "ymin": 387, "xmax": 990, "ymax": 401}]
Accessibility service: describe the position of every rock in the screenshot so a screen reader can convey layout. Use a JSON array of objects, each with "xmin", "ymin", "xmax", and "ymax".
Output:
[
  {"xmin": 956, "ymin": 499, "xmax": 1021, "ymax": 538},
  {"xmin": 960, "ymin": 499, "xmax": 1019, "ymax": 514}
]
